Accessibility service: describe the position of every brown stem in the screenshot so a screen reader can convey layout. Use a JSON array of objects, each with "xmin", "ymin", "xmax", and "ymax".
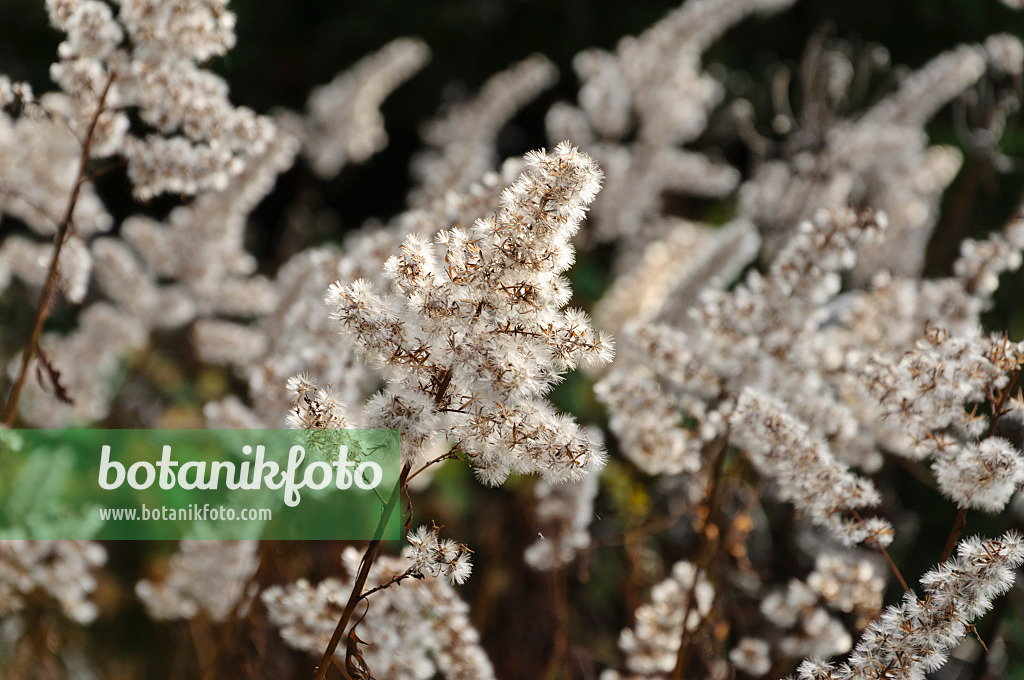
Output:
[
  {"xmin": 987, "ymin": 367, "xmax": 1022, "ymax": 441},
  {"xmin": 543, "ymin": 568, "xmax": 571, "ymax": 680},
  {"xmin": 189, "ymin": 616, "xmax": 216, "ymax": 671},
  {"xmin": 669, "ymin": 432, "xmax": 730, "ymax": 680},
  {"xmin": 880, "ymin": 543, "xmax": 912, "ymax": 594},
  {"xmin": 0, "ymin": 184, "xmax": 61, "ymax": 228},
  {"xmin": 849, "ymin": 509, "xmax": 911, "ymax": 593},
  {"xmin": 939, "ymin": 365, "xmax": 1022, "ymax": 563},
  {"xmin": 406, "ymin": 449, "xmax": 459, "ymax": 483},
  {"xmin": 199, "ymin": 542, "xmax": 276, "ymax": 680},
  {"xmin": 358, "ymin": 568, "xmax": 422, "ymax": 601},
  {"xmin": 311, "ymin": 463, "xmax": 410, "ymax": 680},
  {"xmin": 940, "ymin": 507, "xmax": 969, "ymax": 563},
  {"xmin": 1, "ymin": 73, "xmax": 115, "ymax": 427}
]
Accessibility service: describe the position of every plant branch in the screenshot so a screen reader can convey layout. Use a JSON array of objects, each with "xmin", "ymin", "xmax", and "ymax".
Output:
[
  {"xmin": 543, "ymin": 568, "xmax": 571, "ymax": 680},
  {"xmin": 406, "ymin": 448, "xmax": 462, "ymax": 483},
  {"xmin": 880, "ymin": 542, "xmax": 912, "ymax": 594},
  {"xmin": 940, "ymin": 507, "xmax": 970, "ymax": 564},
  {"xmin": 2, "ymin": 73, "xmax": 115, "ymax": 427},
  {"xmin": 358, "ymin": 568, "xmax": 423, "ymax": 601},
  {"xmin": 669, "ymin": 431, "xmax": 730, "ymax": 680},
  {"xmin": 850, "ymin": 508, "xmax": 911, "ymax": 593},
  {"xmin": 311, "ymin": 462, "xmax": 410, "ymax": 680},
  {"xmin": 939, "ymin": 364, "xmax": 1022, "ymax": 563}
]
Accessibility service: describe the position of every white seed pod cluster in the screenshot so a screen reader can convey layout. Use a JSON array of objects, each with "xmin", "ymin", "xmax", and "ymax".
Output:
[
  {"xmin": 405, "ymin": 525, "xmax": 474, "ymax": 585},
  {"xmin": 327, "ymin": 142, "xmax": 613, "ymax": 484},
  {"xmin": 793, "ymin": 533, "xmax": 1024, "ymax": 680},
  {"xmin": 0, "ymin": 540, "xmax": 106, "ymax": 624},
  {"xmin": 602, "ymin": 561, "xmax": 715, "ymax": 680},
  {"xmin": 135, "ymin": 541, "xmax": 259, "ymax": 623},
  {"xmin": 263, "ymin": 547, "xmax": 494, "ymax": 680}
]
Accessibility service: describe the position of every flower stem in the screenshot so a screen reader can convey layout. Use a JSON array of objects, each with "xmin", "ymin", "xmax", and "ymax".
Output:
[
  {"xmin": 312, "ymin": 463, "xmax": 409, "ymax": 680},
  {"xmin": 2, "ymin": 73, "xmax": 115, "ymax": 427}
]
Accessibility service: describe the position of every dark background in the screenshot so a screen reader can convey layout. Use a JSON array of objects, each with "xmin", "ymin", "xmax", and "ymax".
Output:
[{"xmin": 2, "ymin": 0, "xmax": 1023, "ymax": 258}]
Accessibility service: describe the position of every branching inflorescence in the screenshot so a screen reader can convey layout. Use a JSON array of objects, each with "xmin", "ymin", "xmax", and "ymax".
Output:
[{"xmin": 326, "ymin": 142, "xmax": 613, "ymax": 484}]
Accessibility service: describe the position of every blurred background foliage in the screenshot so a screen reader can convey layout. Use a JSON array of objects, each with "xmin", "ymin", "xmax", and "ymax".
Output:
[
  {"xmin": 3, "ymin": 0, "xmax": 1024, "ymax": 251},
  {"xmin": 2, "ymin": 1, "xmax": 1024, "ymax": 678}
]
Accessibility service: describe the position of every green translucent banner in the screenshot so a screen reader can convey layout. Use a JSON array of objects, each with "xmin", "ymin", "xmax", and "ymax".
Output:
[{"xmin": 0, "ymin": 429, "xmax": 401, "ymax": 540}]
